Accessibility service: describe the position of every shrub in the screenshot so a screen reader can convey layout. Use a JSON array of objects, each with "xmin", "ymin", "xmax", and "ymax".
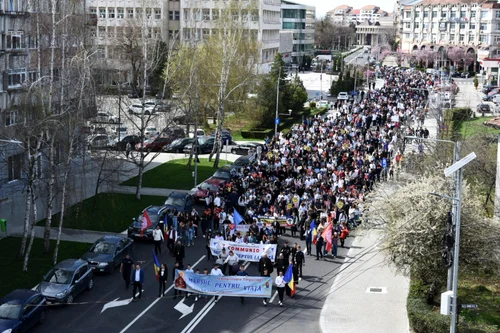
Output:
[
  {"xmin": 309, "ymin": 101, "xmax": 316, "ymax": 109},
  {"xmin": 240, "ymin": 128, "xmax": 273, "ymax": 139},
  {"xmin": 407, "ymin": 297, "xmax": 449, "ymax": 333}
]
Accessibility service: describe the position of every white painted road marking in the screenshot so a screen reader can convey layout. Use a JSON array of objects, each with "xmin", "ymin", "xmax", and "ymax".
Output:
[
  {"xmin": 101, "ymin": 297, "xmax": 133, "ymax": 313},
  {"xmin": 119, "ymin": 255, "xmax": 206, "ymax": 333},
  {"xmin": 174, "ymin": 297, "xmax": 194, "ymax": 319},
  {"xmin": 180, "ymin": 297, "xmax": 216, "ymax": 333},
  {"xmin": 270, "ymin": 291, "xmax": 278, "ymax": 303}
]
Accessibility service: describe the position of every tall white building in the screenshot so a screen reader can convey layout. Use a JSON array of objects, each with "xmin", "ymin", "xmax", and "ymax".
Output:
[
  {"xmin": 86, "ymin": 0, "xmax": 181, "ymax": 85},
  {"xmin": 180, "ymin": 0, "xmax": 281, "ymax": 73},
  {"xmin": 280, "ymin": 0, "xmax": 315, "ymax": 66},
  {"xmin": 327, "ymin": 5, "xmax": 388, "ymax": 26},
  {"xmin": 396, "ymin": 0, "xmax": 500, "ymax": 60}
]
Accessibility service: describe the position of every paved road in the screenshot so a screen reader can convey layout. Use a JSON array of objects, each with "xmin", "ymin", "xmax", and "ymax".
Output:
[{"xmin": 31, "ymin": 225, "xmax": 353, "ymax": 333}]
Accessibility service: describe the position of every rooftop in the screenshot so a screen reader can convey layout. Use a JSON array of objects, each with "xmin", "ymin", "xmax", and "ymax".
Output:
[{"xmin": 360, "ymin": 5, "xmax": 379, "ymax": 10}]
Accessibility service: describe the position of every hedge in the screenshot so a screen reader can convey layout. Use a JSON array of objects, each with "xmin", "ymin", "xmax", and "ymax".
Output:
[
  {"xmin": 240, "ymin": 128, "xmax": 273, "ymax": 139},
  {"xmin": 407, "ymin": 297, "xmax": 449, "ymax": 333}
]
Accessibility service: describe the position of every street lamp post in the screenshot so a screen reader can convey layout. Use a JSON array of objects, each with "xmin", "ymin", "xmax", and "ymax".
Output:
[{"xmin": 275, "ymin": 66, "xmax": 282, "ymax": 137}]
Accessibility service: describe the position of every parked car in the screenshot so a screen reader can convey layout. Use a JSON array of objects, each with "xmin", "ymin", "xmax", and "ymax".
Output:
[
  {"xmin": 112, "ymin": 126, "xmax": 128, "ymax": 139},
  {"xmin": 115, "ymin": 135, "xmax": 141, "ymax": 151},
  {"xmin": 81, "ymin": 236, "xmax": 134, "ymax": 273},
  {"xmin": 87, "ymin": 134, "xmax": 112, "ymax": 150},
  {"xmin": 337, "ymin": 92, "xmax": 349, "ymax": 100},
  {"xmin": 128, "ymin": 104, "xmax": 155, "ymax": 116},
  {"xmin": 188, "ymin": 129, "xmax": 206, "ymax": 138},
  {"xmin": 183, "ymin": 136, "xmax": 215, "ymax": 154},
  {"xmin": 0, "ymin": 289, "xmax": 46, "ymax": 333},
  {"xmin": 192, "ymin": 178, "xmax": 226, "ymax": 203},
  {"xmin": 210, "ymin": 165, "xmax": 232, "ymax": 182},
  {"xmin": 481, "ymin": 85, "xmax": 497, "ymax": 94},
  {"xmin": 135, "ymin": 135, "xmax": 172, "ymax": 152},
  {"xmin": 231, "ymin": 155, "xmax": 256, "ymax": 172},
  {"xmin": 94, "ymin": 112, "xmax": 118, "ymax": 124},
  {"xmin": 461, "ymin": 72, "xmax": 470, "ymax": 78},
  {"xmin": 143, "ymin": 100, "xmax": 170, "ymax": 112},
  {"xmin": 163, "ymin": 127, "xmax": 186, "ymax": 139},
  {"xmin": 210, "ymin": 130, "xmax": 232, "ymax": 145},
  {"xmin": 128, "ymin": 206, "xmax": 169, "ymax": 240},
  {"xmin": 482, "ymin": 93, "xmax": 500, "ymax": 102},
  {"xmin": 317, "ymin": 100, "xmax": 329, "ymax": 108},
  {"xmin": 230, "ymin": 142, "xmax": 263, "ymax": 155},
  {"xmin": 145, "ymin": 127, "xmax": 158, "ymax": 136},
  {"xmin": 163, "ymin": 137, "xmax": 193, "ymax": 153},
  {"xmin": 38, "ymin": 259, "xmax": 94, "ymax": 304},
  {"xmin": 477, "ymin": 103, "xmax": 491, "ymax": 113},
  {"xmin": 164, "ymin": 192, "xmax": 194, "ymax": 213}
]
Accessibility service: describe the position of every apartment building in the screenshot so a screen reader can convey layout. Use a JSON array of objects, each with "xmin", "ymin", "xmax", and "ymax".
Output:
[
  {"xmin": 280, "ymin": 0, "xmax": 315, "ymax": 66},
  {"xmin": 180, "ymin": 0, "xmax": 281, "ymax": 73},
  {"xmin": 328, "ymin": 5, "xmax": 388, "ymax": 25},
  {"xmin": 397, "ymin": 0, "xmax": 500, "ymax": 62},
  {"xmin": 86, "ymin": 0, "xmax": 181, "ymax": 85},
  {"xmin": 356, "ymin": 14, "xmax": 396, "ymax": 46}
]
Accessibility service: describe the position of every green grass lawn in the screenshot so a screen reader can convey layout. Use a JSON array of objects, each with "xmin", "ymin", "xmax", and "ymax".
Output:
[
  {"xmin": 38, "ymin": 193, "xmax": 165, "ymax": 232},
  {"xmin": 1, "ymin": 237, "xmax": 90, "ymax": 298},
  {"xmin": 458, "ymin": 274, "xmax": 500, "ymax": 329},
  {"xmin": 121, "ymin": 158, "xmax": 229, "ymax": 189},
  {"xmin": 456, "ymin": 116, "xmax": 500, "ymax": 139}
]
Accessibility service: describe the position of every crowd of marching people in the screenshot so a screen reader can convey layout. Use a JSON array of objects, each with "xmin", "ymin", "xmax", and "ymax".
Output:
[{"xmin": 122, "ymin": 66, "xmax": 435, "ymax": 305}]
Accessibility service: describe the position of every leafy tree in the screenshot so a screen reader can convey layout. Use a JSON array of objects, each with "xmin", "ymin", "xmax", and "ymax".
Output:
[
  {"xmin": 315, "ymin": 17, "xmax": 355, "ymax": 50},
  {"xmin": 364, "ymin": 173, "xmax": 500, "ymax": 302},
  {"xmin": 284, "ymin": 75, "xmax": 308, "ymax": 112}
]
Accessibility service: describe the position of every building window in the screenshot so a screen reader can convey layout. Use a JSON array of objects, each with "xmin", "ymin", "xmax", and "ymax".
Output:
[
  {"xmin": 460, "ymin": 23, "xmax": 465, "ymax": 29},
  {"xmin": 8, "ymin": 69, "xmax": 26, "ymax": 88},
  {"xmin": 432, "ymin": 10, "xmax": 437, "ymax": 18},
  {"xmin": 99, "ymin": 7, "xmax": 106, "ymax": 18},
  {"xmin": 470, "ymin": 23, "xmax": 476, "ymax": 30},
  {"xmin": 202, "ymin": 29, "xmax": 210, "ymax": 38},
  {"xmin": 155, "ymin": 8, "xmax": 161, "ymax": 19},
  {"xmin": 469, "ymin": 34, "xmax": 475, "ymax": 43},
  {"xmin": 405, "ymin": 22, "xmax": 410, "ymax": 29},
  {"xmin": 212, "ymin": 9, "xmax": 219, "ymax": 21},
  {"xmin": 431, "ymin": 22, "xmax": 436, "ymax": 29},
  {"xmin": 6, "ymin": 32, "xmax": 24, "ymax": 49},
  {"xmin": 480, "ymin": 34, "xmax": 486, "ymax": 42},
  {"xmin": 7, "ymin": 153, "xmax": 22, "ymax": 180},
  {"xmin": 146, "ymin": 8, "xmax": 152, "ymax": 19},
  {"xmin": 90, "ymin": 7, "xmax": 97, "ymax": 15},
  {"xmin": 440, "ymin": 33, "xmax": 445, "ymax": 40},
  {"xmin": 107, "ymin": 27, "xmax": 115, "ymax": 38},
  {"xmin": 496, "ymin": 11, "xmax": 500, "ymax": 19},
  {"xmin": 471, "ymin": 11, "xmax": 476, "ymax": 18},
  {"xmin": 127, "ymin": 8, "xmax": 133, "ymax": 18},
  {"xmin": 459, "ymin": 34, "xmax": 464, "ymax": 42},
  {"xmin": 405, "ymin": 11, "xmax": 411, "ymax": 18},
  {"xmin": 98, "ymin": 26, "xmax": 105, "ymax": 38},
  {"xmin": 441, "ymin": 11, "xmax": 447, "ymax": 18},
  {"xmin": 28, "ymin": 71, "xmax": 36, "ymax": 82},
  {"xmin": 405, "ymin": 33, "xmax": 410, "ymax": 39},
  {"xmin": 184, "ymin": 9, "xmax": 190, "ymax": 21},
  {"xmin": 450, "ymin": 11, "xmax": 456, "ymax": 19},
  {"xmin": 432, "ymin": 33, "xmax": 436, "ymax": 41},
  {"xmin": 415, "ymin": 11, "xmax": 419, "ymax": 18},
  {"xmin": 108, "ymin": 8, "xmax": 115, "ymax": 18},
  {"xmin": 449, "ymin": 34, "xmax": 455, "ymax": 42},
  {"xmin": 460, "ymin": 11, "xmax": 466, "ymax": 18},
  {"xmin": 423, "ymin": 33, "xmax": 427, "ymax": 40},
  {"xmin": 251, "ymin": 10, "xmax": 258, "ymax": 22},
  {"xmin": 414, "ymin": 22, "xmax": 420, "ymax": 29},
  {"xmin": 117, "ymin": 8, "xmax": 124, "ymax": 18},
  {"xmin": 480, "ymin": 23, "xmax": 487, "ymax": 31},
  {"xmin": 203, "ymin": 9, "xmax": 210, "ymax": 20},
  {"xmin": 496, "ymin": 23, "xmax": 500, "ymax": 31},
  {"xmin": 169, "ymin": 11, "xmax": 174, "ymax": 20},
  {"xmin": 481, "ymin": 10, "xmax": 487, "ymax": 19},
  {"xmin": 26, "ymin": 35, "xmax": 37, "ymax": 49},
  {"xmin": 424, "ymin": 10, "xmax": 428, "ymax": 18},
  {"xmin": 136, "ymin": 8, "xmax": 142, "ymax": 18},
  {"xmin": 193, "ymin": 9, "xmax": 201, "ymax": 21}
]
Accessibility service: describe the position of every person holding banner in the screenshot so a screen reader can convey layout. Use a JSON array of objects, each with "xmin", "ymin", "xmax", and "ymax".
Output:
[
  {"xmin": 224, "ymin": 250, "xmax": 239, "ymax": 276},
  {"xmin": 236, "ymin": 265, "xmax": 249, "ymax": 303},
  {"xmin": 275, "ymin": 271, "xmax": 286, "ymax": 307}
]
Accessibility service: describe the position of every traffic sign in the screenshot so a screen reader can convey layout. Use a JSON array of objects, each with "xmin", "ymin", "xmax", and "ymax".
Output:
[
  {"xmin": 461, "ymin": 304, "xmax": 478, "ymax": 309},
  {"xmin": 275, "ymin": 118, "xmax": 280, "ymax": 125}
]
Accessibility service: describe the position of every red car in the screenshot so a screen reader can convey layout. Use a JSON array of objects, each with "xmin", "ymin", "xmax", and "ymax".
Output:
[
  {"xmin": 193, "ymin": 178, "xmax": 226, "ymax": 203},
  {"xmin": 135, "ymin": 136, "xmax": 172, "ymax": 152}
]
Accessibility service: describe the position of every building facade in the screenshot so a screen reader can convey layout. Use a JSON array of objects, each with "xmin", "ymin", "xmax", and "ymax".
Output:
[
  {"xmin": 86, "ymin": 0, "xmax": 181, "ymax": 85},
  {"xmin": 328, "ymin": 5, "xmax": 388, "ymax": 26},
  {"xmin": 356, "ymin": 15, "xmax": 396, "ymax": 46},
  {"xmin": 180, "ymin": 0, "xmax": 281, "ymax": 73},
  {"xmin": 397, "ymin": 0, "xmax": 500, "ymax": 62},
  {"xmin": 280, "ymin": 0, "xmax": 315, "ymax": 66}
]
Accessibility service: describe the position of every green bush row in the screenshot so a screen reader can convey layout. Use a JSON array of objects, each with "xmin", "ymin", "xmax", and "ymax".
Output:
[{"xmin": 240, "ymin": 128, "xmax": 273, "ymax": 139}]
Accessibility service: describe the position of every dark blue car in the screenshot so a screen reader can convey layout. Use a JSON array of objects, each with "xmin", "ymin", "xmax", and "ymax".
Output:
[{"xmin": 0, "ymin": 289, "xmax": 46, "ymax": 333}]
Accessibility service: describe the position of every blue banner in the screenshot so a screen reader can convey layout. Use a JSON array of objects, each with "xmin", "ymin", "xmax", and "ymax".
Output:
[
  {"xmin": 209, "ymin": 239, "xmax": 277, "ymax": 262},
  {"xmin": 174, "ymin": 270, "xmax": 273, "ymax": 298}
]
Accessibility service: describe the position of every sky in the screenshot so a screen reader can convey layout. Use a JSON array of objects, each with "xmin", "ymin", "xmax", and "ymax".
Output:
[{"xmin": 290, "ymin": 0, "xmax": 396, "ymax": 19}]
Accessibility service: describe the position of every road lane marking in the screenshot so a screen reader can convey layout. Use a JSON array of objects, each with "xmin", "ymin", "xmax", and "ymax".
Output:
[
  {"xmin": 184, "ymin": 299, "xmax": 217, "ymax": 333},
  {"xmin": 270, "ymin": 291, "xmax": 278, "ymax": 303},
  {"xmin": 119, "ymin": 255, "xmax": 206, "ymax": 333},
  {"xmin": 134, "ymin": 289, "xmax": 144, "ymax": 298},
  {"xmin": 180, "ymin": 297, "xmax": 216, "ymax": 333}
]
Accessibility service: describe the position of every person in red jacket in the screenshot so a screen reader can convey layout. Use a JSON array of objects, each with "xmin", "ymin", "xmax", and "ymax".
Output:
[{"xmin": 339, "ymin": 221, "xmax": 349, "ymax": 248}]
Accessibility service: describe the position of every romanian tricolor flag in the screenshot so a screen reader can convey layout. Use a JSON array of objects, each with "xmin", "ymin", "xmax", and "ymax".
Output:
[
  {"xmin": 152, "ymin": 250, "xmax": 160, "ymax": 281},
  {"xmin": 312, "ymin": 227, "xmax": 318, "ymax": 245},
  {"xmin": 283, "ymin": 264, "xmax": 296, "ymax": 297}
]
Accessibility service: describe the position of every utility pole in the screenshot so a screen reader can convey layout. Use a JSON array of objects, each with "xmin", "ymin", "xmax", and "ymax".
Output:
[
  {"xmin": 320, "ymin": 62, "xmax": 323, "ymax": 100},
  {"xmin": 274, "ymin": 66, "xmax": 281, "ymax": 137},
  {"xmin": 193, "ymin": 81, "xmax": 199, "ymax": 188}
]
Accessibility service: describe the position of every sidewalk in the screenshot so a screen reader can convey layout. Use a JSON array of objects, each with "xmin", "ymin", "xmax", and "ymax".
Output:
[
  {"xmin": 105, "ymin": 185, "xmax": 189, "ymax": 197},
  {"xmin": 9, "ymin": 226, "xmax": 124, "ymax": 244}
]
